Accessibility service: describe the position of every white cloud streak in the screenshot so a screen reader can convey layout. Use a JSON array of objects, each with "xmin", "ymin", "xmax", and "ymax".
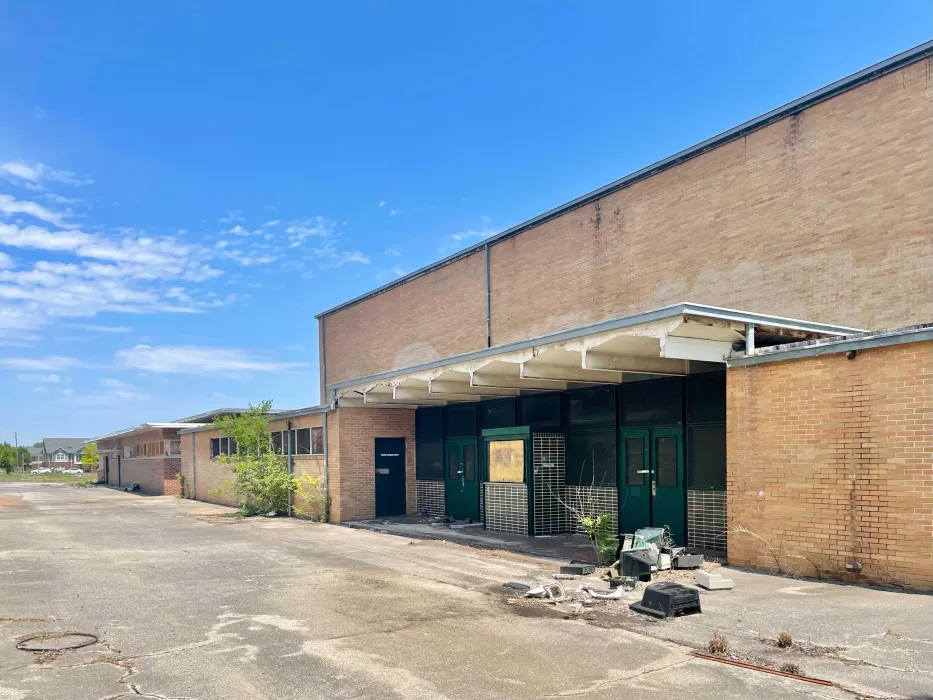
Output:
[
  {"xmin": 116, "ymin": 345, "xmax": 306, "ymax": 375},
  {"xmin": 0, "ymin": 194, "xmax": 76, "ymax": 228}
]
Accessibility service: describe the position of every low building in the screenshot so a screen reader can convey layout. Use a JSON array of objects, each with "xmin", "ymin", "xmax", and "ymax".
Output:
[
  {"xmin": 178, "ymin": 407, "xmax": 326, "ymax": 517},
  {"xmin": 93, "ymin": 423, "xmax": 204, "ymax": 495}
]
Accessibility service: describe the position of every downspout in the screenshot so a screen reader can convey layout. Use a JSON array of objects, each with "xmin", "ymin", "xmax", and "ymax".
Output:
[
  {"xmin": 322, "ymin": 409, "xmax": 330, "ymax": 522},
  {"xmin": 191, "ymin": 433, "xmax": 197, "ymax": 499},
  {"xmin": 484, "ymin": 242, "xmax": 491, "ymax": 347},
  {"xmin": 287, "ymin": 420, "xmax": 294, "ymax": 516}
]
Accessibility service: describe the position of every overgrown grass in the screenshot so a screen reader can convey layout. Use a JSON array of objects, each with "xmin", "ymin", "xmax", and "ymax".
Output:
[{"xmin": 0, "ymin": 472, "xmax": 98, "ymax": 486}]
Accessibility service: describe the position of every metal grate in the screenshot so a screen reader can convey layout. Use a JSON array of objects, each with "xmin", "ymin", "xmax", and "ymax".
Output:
[
  {"xmin": 532, "ymin": 433, "xmax": 568, "ymax": 535},
  {"xmin": 416, "ymin": 480, "xmax": 445, "ymax": 518},
  {"xmin": 687, "ymin": 490, "xmax": 727, "ymax": 551},
  {"xmin": 565, "ymin": 486, "xmax": 618, "ymax": 535}
]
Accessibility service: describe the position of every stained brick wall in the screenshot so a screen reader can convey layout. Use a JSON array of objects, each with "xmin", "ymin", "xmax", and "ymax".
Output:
[
  {"xmin": 727, "ymin": 341, "xmax": 933, "ymax": 591},
  {"xmin": 97, "ymin": 427, "xmax": 182, "ymax": 496},
  {"xmin": 179, "ymin": 413, "xmax": 326, "ymax": 514},
  {"xmin": 321, "ymin": 58, "xmax": 932, "ymax": 385},
  {"xmin": 328, "ymin": 407, "xmax": 416, "ymax": 522}
]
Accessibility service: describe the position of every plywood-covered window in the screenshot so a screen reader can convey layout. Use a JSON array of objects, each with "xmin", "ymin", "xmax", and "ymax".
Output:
[{"xmin": 487, "ymin": 440, "xmax": 524, "ymax": 483}]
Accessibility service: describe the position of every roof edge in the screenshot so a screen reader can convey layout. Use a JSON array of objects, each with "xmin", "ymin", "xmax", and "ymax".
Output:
[
  {"xmin": 178, "ymin": 405, "xmax": 331, "ymax": 434},
  {"xmin": 90, "ymin": 423, "xmax": 208, "ymax": 443},
  {"xmin": 728, "ymin": 324, "xmax": 933, "ymax": 367},
  {"xmin": 315, "ymin": 40, "xmax": 933, "ymax": 320},
  {"xmin": 325, "ymin": 302, "xmax": 864, "ymax": 391}
]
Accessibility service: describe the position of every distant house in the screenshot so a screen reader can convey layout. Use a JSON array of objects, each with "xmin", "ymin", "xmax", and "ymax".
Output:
[
  {"xmin": 37, "ymin": 439, "xmax": 88, "ymax": 469},
  {"xmin": 25, "ymin": 446, "xmax": 43, "ymax": 467}
]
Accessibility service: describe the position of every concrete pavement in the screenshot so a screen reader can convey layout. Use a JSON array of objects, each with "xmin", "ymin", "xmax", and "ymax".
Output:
[{"xmin": 0, "ymin": 482, "xmax": 929, "ymax": 699}]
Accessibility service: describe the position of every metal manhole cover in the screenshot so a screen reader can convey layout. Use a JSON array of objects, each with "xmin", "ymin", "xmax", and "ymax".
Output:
[{"xmin": 16, "ymin": 632, "xmax": 98, "ymax": 652}]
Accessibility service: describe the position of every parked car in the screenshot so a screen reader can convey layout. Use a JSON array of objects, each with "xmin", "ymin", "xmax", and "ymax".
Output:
[
  {"xmin": 62, "ymin": 468, "xmax": 84, "ymax": 475},
  {"xmin": 30, "ymin": 467, "xmax": 52, "ymax": 474}
]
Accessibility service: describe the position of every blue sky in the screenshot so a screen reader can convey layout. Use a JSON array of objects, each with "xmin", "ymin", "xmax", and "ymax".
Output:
[{"xmin": 1, "ymin": 2, "xmax": 930, "ymax": 444}]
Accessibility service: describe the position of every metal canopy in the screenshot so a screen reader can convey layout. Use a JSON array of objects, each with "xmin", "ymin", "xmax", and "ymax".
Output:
[{"xmin": 332, "ymin": 304, "xmax": 861, "ymax": 408}]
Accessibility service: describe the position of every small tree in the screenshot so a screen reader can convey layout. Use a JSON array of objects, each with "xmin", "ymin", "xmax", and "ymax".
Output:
[
  {"xmin": 209, "ymin": 402, "xmax": 293, "ymax": 516},
  {"xmin": 0, "ymin": 443, "xmax": 15, "ymax": 474},
  {"xmin": 81, "ymin": 444, "xmax": 99, "ymax": 471}
]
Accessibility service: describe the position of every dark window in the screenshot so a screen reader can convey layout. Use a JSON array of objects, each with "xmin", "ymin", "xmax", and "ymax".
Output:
[
  {"xmin": 214, "ymin": 437, "xmax": 236, "ymax": 457},
  {"xmin": 687, "ymin": 372, "xmax": 726, "ymax": 423},
  {"xmin": 271, "ymin": 431, "xmax": 283, "ymax": 453},
  {"xmin": 479, "ymin": 398, "xmax": 516, "ymax": 430},
  {"xmin": 447, "ymin": 445, "xmax": 459, "ymax": 479},
  {"xmin": 566, "ymin": 386, "xmax": 616, "ymax": 431},
  {"xmin": 519, "ymin": 393, "xmax": 561, "ymax": 431},
  {"xmin": 311, "ymin": 427, "xmax": 324, "ymax": 455},
  {"xmin": 295, "ymin": 428, "xmax": 311, "ymax": 455},
  {"xmin": 415, "ymin": 440, "xmax": 444, "ymax": 480},
  {"xmin": 655, "ymin": 435, "xmax": 678, "ymax": 487},
  {"xmin": 565, "ymin": 430, "xmax": 617, "ymax": 486},
  {"xmin": 445, "ymin": 404, "xmax": 476, "ymax": 438},
  {"xmin": 688, "ymin": 424, "xmax": 726, "ymax": 490},
  {"xmin": 463, "ymin": 443, "xmax": 476, "ymax": 481},
  {"xmin": 621, "ymin": 378, "xmax": 683, "ymax": 427},
  {"xmin": 416, "ymin": 407, "xmax": 444, "ymax": 441},
  {"xmin": 625, "ymin": 436, "xmax": 645, "ymax": 486}
]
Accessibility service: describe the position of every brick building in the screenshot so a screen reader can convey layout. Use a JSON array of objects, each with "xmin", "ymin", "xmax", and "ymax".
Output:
[
  {"xmin": 94, "ymin": 423, "xmax": 205, "ymax": 495},
  {"xmin": 176, "ymin": 43, "xmax": 933, "ymax": 589}
]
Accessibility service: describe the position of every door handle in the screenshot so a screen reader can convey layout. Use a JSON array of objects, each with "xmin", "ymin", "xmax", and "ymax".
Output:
[
  {"xmin": 651, "ymin": 481, "xmax": 657, "ymax": 497},
  {"xmin": 636, "ymin": 470, "xmax": 650, "ymax": 474}
]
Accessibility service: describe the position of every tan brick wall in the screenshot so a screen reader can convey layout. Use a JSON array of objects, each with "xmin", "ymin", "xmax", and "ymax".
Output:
[
  {"xmin": 322, "ymin": 58, "xmax": 933, "ymax": 385},
  {"xmin": 727, "ymin": 341, "xmax": 933, "ymax": 591},
  {"xmin": 179, "ymin": 413, "xmax": 327, "ymax": 514},
  {"xmin": 323, "ymin": 250, "xmax": 487, "ymax": 384},
  {"xmin": 328, "ymin": 407, "xmax": 416, "ymax": 522}
]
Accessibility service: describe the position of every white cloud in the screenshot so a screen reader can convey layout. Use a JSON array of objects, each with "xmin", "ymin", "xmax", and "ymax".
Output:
[
  {"xmin": 0, "ymin": 194, "xmax": 76, "ymax": 228},
  {"xmin": 219, "ymin": 210, "xmax": 246, "ymax": 224},
  {"xmin": 0, "ymin": 251, "xmax": 13, "ymax": 269},
  {"xmin": 305, "ymin": 243, "xmax": 371, "ymax": 268},
  {"xmin": 62, "ymin": 388, "xmax": 74, "ymax": 396},
  {"xmin": 116, "ymin": 345, "xmax": 306, "ymax": 375},
  {"xmin": 16, "ymin": 373, "xmax": 61, "ymax": 383},
  {"xmin": 391, "ymin": 265, "xmax": 408, "ymax": 277},
  {"xmin": 42, "ymin": 193, "xmax": 85, "ymax": 206},
  {"xmin": 0, "ymin": 160, "xmax": 93, "ymax": 188},
  {"xmin": 34, "ymin": 107, "xmax": 47, "ymax": 120},
  {"xmin": 378, "ymin": 201, "xmax": 386, "ymax": 208},
  {"xmin": 440, "ymin": 216, "xmax": 499, "ymax": 254},
  {"xmin": 0, "ymin": 356, "xmax": 79, "ymax": 371},
  {"xmin": 389, "ymin": 209, "xmax": 398, "ymax": 216},
  {"xmin": 384, "ymin": 246, "xmax": 402, "ymax": 257},
  {"xmin": 262, "ymin": 219, "xmax": 280, "ymax": 227},
  {"xmin": 69, "ymin": 323, "xmax": 133, "ymax": 333},
  {"xmin": 34, "ymin": 385, "xmax": 49, "ymax": 394},
  {"xmin": 285, "ymin": 216, "xmax": 335, "ymax": 243}
]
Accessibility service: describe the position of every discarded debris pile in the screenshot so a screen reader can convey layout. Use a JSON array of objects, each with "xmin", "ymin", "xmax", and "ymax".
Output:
[{"xmin": 505, "ymin": 527, "xmax": 734, "ymax": 620}]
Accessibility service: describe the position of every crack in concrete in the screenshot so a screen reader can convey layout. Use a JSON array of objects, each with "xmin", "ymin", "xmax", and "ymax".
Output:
[{"xmin": 540, "ymin": 654, "xmax": 693, "ymax": 697}]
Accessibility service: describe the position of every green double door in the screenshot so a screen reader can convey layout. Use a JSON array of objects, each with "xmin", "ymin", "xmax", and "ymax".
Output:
[
  {"xmin": 620, "ymin": 428, "xmax": 685, "ymax": 544},
  {"xmin": 445, "ymin": 438, "xmax": 479, "ymax": 521}
]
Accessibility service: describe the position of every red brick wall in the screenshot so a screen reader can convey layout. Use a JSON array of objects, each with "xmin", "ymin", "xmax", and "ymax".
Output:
[
  {"xmin": 321, "ymin": 58, "xmax": 932, "ymax": 385},
  {"xmin": 727, "ymin": 341, "xmax": 933, "ymax": 591},
  {"xmin": 328, "ymin": 407, "xmax": 416, "ymax": 522},
  {"xmin": 163, "ymin": 458, "xmax": 182, "ymax": 496}
]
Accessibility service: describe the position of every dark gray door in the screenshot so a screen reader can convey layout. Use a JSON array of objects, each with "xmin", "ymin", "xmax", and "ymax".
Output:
[{"xmin": 374, "ymin": 438, "xmax": 406, "ymax": 517}]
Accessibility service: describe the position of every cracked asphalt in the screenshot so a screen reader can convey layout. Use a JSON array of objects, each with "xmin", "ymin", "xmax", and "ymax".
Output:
[{"xmin": 1, "ymin": 483, "xmax": 930, "ymax": 700}]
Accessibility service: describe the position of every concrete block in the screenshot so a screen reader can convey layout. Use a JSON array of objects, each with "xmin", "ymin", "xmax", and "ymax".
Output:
[{"xmin": 695, "ymin": 569, "xmax": 734, "ymax": 590}]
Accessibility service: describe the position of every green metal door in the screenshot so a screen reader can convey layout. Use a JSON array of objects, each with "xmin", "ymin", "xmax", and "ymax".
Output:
[
  {"xmin": 620, "ymin": 429, "xmax": 649, "ymax": 535},
  {"xmin": 619, "ymin": 428, "xmax": 685, "ymax": 543},
  {"xmin": 445, "ymin": 438, "xmax": 479, "ymax": 521},
  {"xmin": 650, "ymin": 428, "xmax": 685, "ymax": 544}
]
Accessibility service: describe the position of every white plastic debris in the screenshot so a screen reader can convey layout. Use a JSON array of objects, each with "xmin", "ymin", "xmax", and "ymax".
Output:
[{"xmin": 695, "ymin": 570, "xmax": 735, "ymax": 590}]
